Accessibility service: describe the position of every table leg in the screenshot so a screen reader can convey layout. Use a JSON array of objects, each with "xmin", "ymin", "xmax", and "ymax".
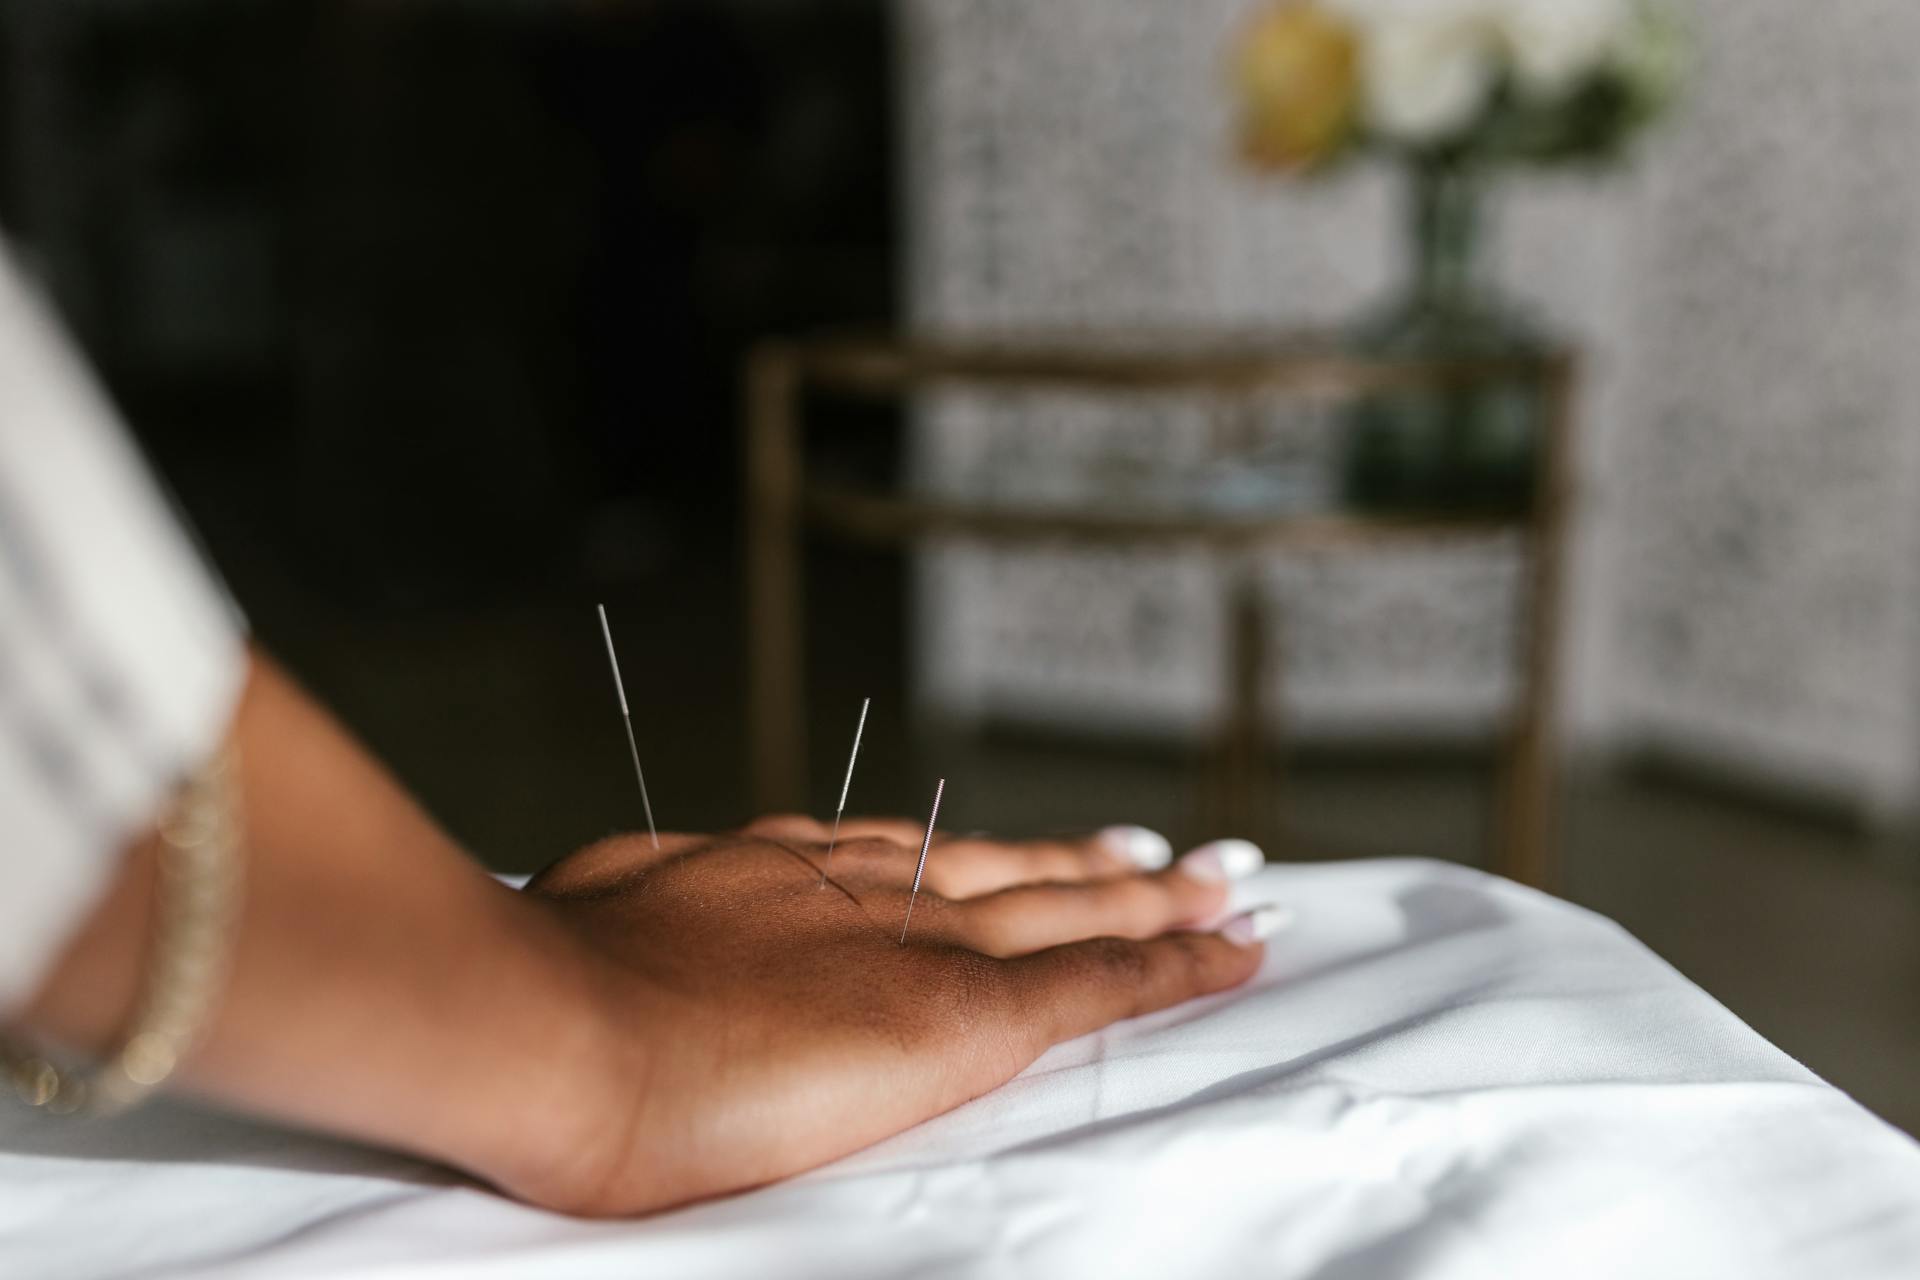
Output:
[
  {"xmin": 1213, "ymin": 566, "xmax": 1275, "ymax": 847},
  {"xmin": 745, "ymin": 344, "xmax": 806, "ymax": 812},
  {"xmin": 1498, "ymin": 360, "xmax": 1576, "ymax": 890}
]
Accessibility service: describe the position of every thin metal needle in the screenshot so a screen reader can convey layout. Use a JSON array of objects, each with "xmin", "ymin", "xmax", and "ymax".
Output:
[
  {"xmin": 596, "ymin": 604, "xmax": 659, "ymax": 850},
  {"xmin": 900, "ymin": 778, "xmax": 945, "ymax": 945},
  {"xmin": 818, "ymin": 697, "xmax": 871, "ymax": 887}
]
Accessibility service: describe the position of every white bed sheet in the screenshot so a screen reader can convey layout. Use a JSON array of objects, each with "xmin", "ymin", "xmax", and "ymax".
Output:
[{"xmin": 5, "ymin": 858, "xmax": 1918, "ymax": 1279}]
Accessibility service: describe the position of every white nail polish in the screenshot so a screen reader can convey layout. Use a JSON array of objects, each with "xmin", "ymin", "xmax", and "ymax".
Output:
[
  {"xmin": 1220, "ymin": 904, "xmax": 1292, "ymax": 945},
  {"xmin": 1099, "ymin": 825, "xmax": 1173, "ymax": 871},
  {"xmin": 1177, "ymin": 839, "xmax": 1265, "ymax": 883}
]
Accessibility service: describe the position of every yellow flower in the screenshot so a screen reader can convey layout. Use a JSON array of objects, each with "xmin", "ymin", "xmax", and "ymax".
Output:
[{"xmin": 1232, "ymin": 1, "xmax": 1362, "ymax": 172}]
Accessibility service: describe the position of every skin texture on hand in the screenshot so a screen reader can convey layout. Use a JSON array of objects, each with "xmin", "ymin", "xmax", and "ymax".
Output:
[{"xmin": 513, "ymin": 817, "xmax": 1264, "ymax": 1216}]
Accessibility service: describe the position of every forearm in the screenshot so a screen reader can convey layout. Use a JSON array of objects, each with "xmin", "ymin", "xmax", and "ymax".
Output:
[{"xmin": 18, "ymin": 654, "xmax": 615, "ymax": 1182}]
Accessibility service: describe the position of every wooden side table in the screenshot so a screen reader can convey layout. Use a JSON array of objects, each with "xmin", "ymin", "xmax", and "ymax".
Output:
[{"xmin": 743, "ymin": 334, "xmax": 1577, "ymax": 889}]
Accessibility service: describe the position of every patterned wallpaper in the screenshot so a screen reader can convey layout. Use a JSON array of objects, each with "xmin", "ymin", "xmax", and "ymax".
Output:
[{"xmin": 902, "ymin": 0, "xmax": 1920, "ymax": 816}]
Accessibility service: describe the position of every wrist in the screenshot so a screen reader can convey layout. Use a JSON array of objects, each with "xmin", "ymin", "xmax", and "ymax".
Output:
[
  {"xmin": 16, "ymin": 834, "xmax": 160, "ymax": 1054},
  {"xmin": 439, "ymin": 884, "xmax": 659, "ymax": 1209},
  {"xmin": 187, "ymin": 863, "xmax": 621, "ymax": 1181}
]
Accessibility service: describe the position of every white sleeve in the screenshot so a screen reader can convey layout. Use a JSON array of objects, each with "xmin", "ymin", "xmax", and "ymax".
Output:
[{"xmin": 0, "ymin": 238, "xmax": 247, "ymax": 1014}]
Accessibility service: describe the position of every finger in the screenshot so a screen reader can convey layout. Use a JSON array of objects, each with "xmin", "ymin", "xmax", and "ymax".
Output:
[
  {"xmin": 829, "ymin": 816, "xmax": 941, "ymax": 846},
  {"xmin": 953, "ymin": 863, "xmax": 1231, "ymax": 956},
  {"xmin": 829, "ymin": 819, "xmax": 1173, "ymax": 897},
  {"xmin": 1003, "ymin": 914, "xmax": 1283, "ymax": 1049},
  {"xmin": 737, "ymin": 813, "xmax": 832, "ymax": 843},
  {"xmin": 926, "ymin": 826, "xmax": 1176, "ymax": 898},
  {"xmin": 803, "ymin": 834, "xmax": 917, "ymax": 886},
  {"xmin": 946, "ymin": 840, "xmax": 1266, "ymax": 952}
]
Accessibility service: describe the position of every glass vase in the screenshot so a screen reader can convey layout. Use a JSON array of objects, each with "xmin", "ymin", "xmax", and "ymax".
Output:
[{"xmin": 1344, "ymin": 160, "xmax": 1551, "ymax": 514}]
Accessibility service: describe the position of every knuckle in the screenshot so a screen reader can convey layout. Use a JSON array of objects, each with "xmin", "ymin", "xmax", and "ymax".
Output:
[
  {"xmin": 957, "ymin": 904, "xmax": 1017, "ymax": 955},
  {"xmin": 941, "ymin": 953, "xmax": 1028, "ymax": 1071},
  {"xmin": 1095, "ymin": 879, "xmax": 1161, "ymax": 931},
  {"xmin": 524, "ymin": 835, "xmax": 646, "ymax": 895},
  {"xmin": 944, "ymin": 841, "xmax": 1013, "ymax": 873},
  {"xmin": 1174, "ymin": 882, "xmax": 1228, "ymax": 925},
  {"xmin": 839, "ymin": 835, "xmax": 904, "ymax": 866},
  {"xmin": 1047, "ymin": 849, "xmax": 1093, "ymax": 881},
  {"xmin": 1082, "ymin": 936, "xmax": 1149, "ymax": 987},
  {"xmin": 896, "ymin": 948, "xmax": 1005, "ymax": 1037},
  {"xmin": 1076, "ymin": 841, "xmax": 1122, "ymax": 872},
  {"xmin": 1165, "ymin": 930, "xmax": 1203, "ymax": 965},
  {"xmin": 740, "ymin": 813, "xmax": 815, "ymax": 836},
  {"xmin": 1162, "ymin": 933, "xmax": 1216, "ymax": 984},
  {"xmin": 948, "ymin": 948, "xmax": 1007, "ymax": 1007}
]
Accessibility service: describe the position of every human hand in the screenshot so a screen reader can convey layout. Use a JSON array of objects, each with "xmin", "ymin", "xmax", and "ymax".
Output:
[{"xmin": 503, "ymin": 818, "xmax": 1279, "ymax": 1216}]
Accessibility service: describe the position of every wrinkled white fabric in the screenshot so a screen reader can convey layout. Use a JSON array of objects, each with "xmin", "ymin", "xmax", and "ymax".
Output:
[{"xmin": 4, "ymin": 858, "xmax": 1916, "ymax": 1279}]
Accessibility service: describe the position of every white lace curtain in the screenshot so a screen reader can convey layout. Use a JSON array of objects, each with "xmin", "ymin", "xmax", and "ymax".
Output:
[{"xmin": 903, "ymin": 0, "xmax": 1920, "ymax": 819}]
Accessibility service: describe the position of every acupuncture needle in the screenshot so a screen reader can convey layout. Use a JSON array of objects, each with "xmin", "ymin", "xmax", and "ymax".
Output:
[
  {"xmin": 595, "ymin": 604, "xmax": 659, "ymax": 851},
  {"xmin": 818, "ymin": 697, "xmax": 871, "ymax": 888},
  {"xmin": 900, "ymin": 778, "xmax": 945, "ymax": 945}
]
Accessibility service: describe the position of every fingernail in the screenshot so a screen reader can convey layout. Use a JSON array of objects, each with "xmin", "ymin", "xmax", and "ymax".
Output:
[
  {"xmin": 1219, "ymin": 904, "xmax": 1292, "ymax": 946},
  {"xmin": 1177, "ymin": 839, "xmax": 1265, "ymax": 883},
  {"xmin": 1098, "ymin": 825, "xmax": 1173, "ymax": 872}
]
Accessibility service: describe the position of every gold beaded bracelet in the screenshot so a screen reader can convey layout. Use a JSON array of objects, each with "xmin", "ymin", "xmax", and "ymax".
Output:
[{"xmin": 3, "ymin": 747, "xmax": 243, "ymax": 1116}]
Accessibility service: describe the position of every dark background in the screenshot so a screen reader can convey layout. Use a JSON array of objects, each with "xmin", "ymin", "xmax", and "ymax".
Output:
[{"xmin": 1, "ymin": 0, "xmax": 909, "ymax": 866}]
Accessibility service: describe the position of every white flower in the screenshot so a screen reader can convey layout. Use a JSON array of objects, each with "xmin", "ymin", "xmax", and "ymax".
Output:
[
  {"xmin": 1499, "ymin": 0, "xmax": 1632, "ymax": 98},
  {"xmin": 1349, "ymin": 3, "xmax": 1502, "ymax": 144},
  {"xmin": 1612, "ymin": 1, "xmax": 1688, "ymax": 111},
  {"xmin": 1322, "ymin": 0, "xmax": 1675, "ymax": 148}
]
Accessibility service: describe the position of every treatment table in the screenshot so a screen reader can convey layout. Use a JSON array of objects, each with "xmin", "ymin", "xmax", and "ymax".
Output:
[{"xmin": 5, "ymin": 858, "xmax": 1919, "ymax": 1278}]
